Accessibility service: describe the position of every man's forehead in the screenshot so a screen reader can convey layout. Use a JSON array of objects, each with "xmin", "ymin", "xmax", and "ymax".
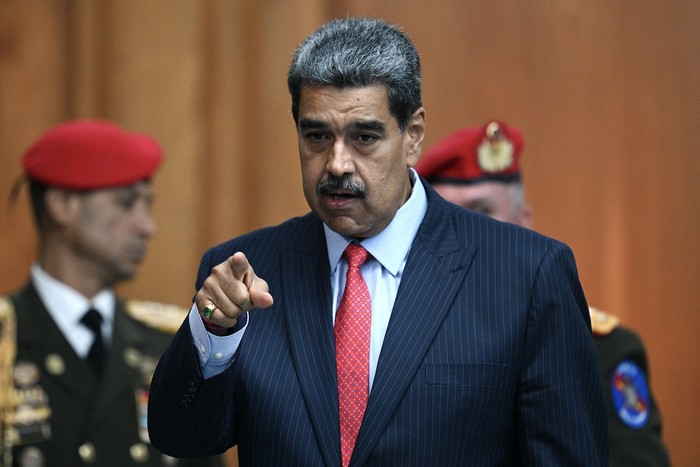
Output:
[
  {"xmin": 100, "ymin": 180, "xmax": 153, "ymax": 196},
  {"xmin": 298, "ymin": 84, "xmax": 396, "ymax": 129},
  {"xmin": 299, "ymin": 84, "xmax": 389, "ymax": 108}
]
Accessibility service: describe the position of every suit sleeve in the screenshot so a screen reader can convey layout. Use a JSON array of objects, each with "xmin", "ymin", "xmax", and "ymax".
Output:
[
  {"xmin": 147, "ymin": 317, "xmax": 239, "ymax": 458},
  {"xmin": 517, "ymin": 242, "xmax": 609, "ymax": 466}
]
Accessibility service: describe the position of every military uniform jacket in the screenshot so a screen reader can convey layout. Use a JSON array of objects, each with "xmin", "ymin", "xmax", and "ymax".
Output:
[
  {"xmin": 4, "ymin": 282, "xmax": 224, "ymax": 467},
  {"xmin": 594, "ymin": 322, "xmax": 670, "ymax": 467}
]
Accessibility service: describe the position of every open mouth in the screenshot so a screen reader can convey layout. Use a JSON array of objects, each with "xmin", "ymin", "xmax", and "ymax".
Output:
[
  {"xmin": 322, "ymin": 192, "xmax": 361, "ymax": 210},
  {"xmin": 330, "ymin": 192, "xmax": 356, "ymax": 199}
]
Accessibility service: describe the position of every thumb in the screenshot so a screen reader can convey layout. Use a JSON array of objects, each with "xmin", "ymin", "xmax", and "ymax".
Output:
[{"xmin": 250, "ymin": 288, "xmax": 274, "ymax": 309}]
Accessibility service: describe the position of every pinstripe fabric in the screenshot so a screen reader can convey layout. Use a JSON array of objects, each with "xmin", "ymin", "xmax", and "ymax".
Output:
[{"xmin": 148, "ymin": 179, "xmax": 608, "ymax": 466}]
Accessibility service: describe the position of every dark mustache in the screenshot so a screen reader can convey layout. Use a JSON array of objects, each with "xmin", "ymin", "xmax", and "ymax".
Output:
[{"xmin": 317, "ymin": 176, "xmax": 368, "ymax": 198}]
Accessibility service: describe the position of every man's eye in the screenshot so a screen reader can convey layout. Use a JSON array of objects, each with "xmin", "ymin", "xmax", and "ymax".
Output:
[
  {"xmin": 356, "ymin": 134, "xmax": 378, "ymax": 144},
  {"xmin": 467, "ymin": 205, "xmax": 492, "ymax": 216},
  {"xmin": 306, "ymin": 132, "xmax": 328, "ymax": 142},
  {"xmin": 118, "ymin": 197, "xmax": 137, "ymax": 209}
]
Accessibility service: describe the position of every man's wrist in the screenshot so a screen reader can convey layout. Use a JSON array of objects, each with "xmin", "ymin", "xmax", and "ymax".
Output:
[
  {"xmin": 202, "ymin": 312, "xmax": 248, "ymax": 336},
  {"xmin": 202, "ymin": 317, "xmax": 236, "ymax": 336}
]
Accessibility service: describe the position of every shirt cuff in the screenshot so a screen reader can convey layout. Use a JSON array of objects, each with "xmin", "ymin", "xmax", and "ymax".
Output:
[{"xmin": 188, "ymin": 304, "xmax": 249, "ymax": 379}]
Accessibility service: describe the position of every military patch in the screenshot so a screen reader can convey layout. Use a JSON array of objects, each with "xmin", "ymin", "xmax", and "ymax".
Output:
[
  {"xmin": 124, "ymin": 300, "xmax": 189, "ymax": 335},
  {"xmin": 611, "ymin": 360, "xmax": 650, "ymax": 429},
  {"xmin": 10, "ymin": 361, "xmax": 52, "ymax": 446},
  {"xmin": 123, "ymin": 347, "xmax": 158, "ymax": 385},
  {"xmin": 135, "ymin": 388, "xmax": 150, "ymax": 444},
  {"xmin": 13, "ymin": 361, "xmax": 40, "ymax": 388},
  {"xmin": 19, "ymin": 446, "xmax": 45, "ymax": 467}
]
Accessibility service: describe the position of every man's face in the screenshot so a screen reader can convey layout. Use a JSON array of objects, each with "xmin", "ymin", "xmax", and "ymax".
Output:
[
  {"xmin": 433, "ymin": 181, "xmax": 532, "ymax": 228},
  {"xmin": 297, "ymin": 84, "xmax": 425, "ymax": 238},
  {"xmin": 66, "ymin": 181, "xmax": 157, "ymax": 284}
]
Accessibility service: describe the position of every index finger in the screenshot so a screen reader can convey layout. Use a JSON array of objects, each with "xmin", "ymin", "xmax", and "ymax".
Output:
[
  {"xmin": 225, "ymin": 251, "xmax": 273, "ymax": 310},
  {"xmin": 228, "ymin": 251, "xmax": 253, "ymax": 288}
]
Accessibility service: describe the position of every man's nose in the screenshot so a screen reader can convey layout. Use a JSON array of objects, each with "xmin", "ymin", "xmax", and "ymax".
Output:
[{"xmin": 325, "ymin": 141, "xmax": 354, "ymax": 176}]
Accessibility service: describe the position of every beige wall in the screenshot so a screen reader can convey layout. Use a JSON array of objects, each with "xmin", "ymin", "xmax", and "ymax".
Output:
[{"xmin": 2, "ymin": 1, "xmax": 698, "ymax": 465}]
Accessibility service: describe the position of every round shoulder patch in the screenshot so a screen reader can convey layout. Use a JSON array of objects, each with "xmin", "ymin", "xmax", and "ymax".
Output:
[{"xmin": 611, "ymin": 360, "xmax": 650, "ymax": 429}]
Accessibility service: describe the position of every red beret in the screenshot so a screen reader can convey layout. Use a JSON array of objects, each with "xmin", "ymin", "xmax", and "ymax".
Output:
[
  {"xmin": 415, "ymin": 120, "xmax": 524, "ymax": 185},
  {"xmin": 22, "ymin": 120, "xmax": 163, "ymax": 190}
]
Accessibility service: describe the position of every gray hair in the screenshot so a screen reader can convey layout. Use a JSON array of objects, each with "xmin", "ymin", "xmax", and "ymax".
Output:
[{"xmin": 287, "ymin": 17, "xmax": 422, "ymax": 131}]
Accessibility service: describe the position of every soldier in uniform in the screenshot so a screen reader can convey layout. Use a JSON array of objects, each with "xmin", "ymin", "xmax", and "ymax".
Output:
[
  {"xmin": 0, "ymin": 120, "xmax": 226, "ymax": 467},
  {"xmin": 415, "ymin": 120, "xmax": 671, "ymax": 467}
]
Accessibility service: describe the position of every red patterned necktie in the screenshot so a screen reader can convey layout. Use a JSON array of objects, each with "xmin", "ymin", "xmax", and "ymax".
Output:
[{"xmin": 335, "ymin": 242, "xmax": 372, "ymax": 467}]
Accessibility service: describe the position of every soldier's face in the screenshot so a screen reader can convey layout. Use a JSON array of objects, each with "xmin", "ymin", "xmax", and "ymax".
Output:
[
  {"xmin": 433, "ymin": 181, "xmax": 532, "ymax": 228},
  {"xmin": 67, "ymin": 181, "xmax": 157, "ymax": 285}
]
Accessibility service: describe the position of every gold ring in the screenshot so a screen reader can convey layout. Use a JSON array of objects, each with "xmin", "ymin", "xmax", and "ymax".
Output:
[{"xmin": 202, "ymin": 303, "xmax": 217, "ymax": 319}]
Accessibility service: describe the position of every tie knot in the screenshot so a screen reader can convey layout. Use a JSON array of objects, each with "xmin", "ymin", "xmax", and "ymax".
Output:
[
  {"xmin": 343, "ymin": 242, "xmax": 370, "ymax": 269},
  {"xmin": 81, "ymin": 308, "xmax": 103, "ymax": 335}
]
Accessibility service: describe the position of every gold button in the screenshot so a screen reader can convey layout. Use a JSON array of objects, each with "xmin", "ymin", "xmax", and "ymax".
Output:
[
  {"xmin": 78, "ymin": 443, "xmax": 96, "ymax": 463},
  {"xmin": 130, "ymin": 443, "xmax": 150, "ymax": 463},
  {"xmin": 45, "ymin": 354, "xmax": 65, "ymax": 376}
]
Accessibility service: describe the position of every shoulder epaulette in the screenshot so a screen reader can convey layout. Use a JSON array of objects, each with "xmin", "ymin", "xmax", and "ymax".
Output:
[
  {"xmin": 0, "ymin": 295, "xmax": 14, "ymax": 328},
  {"xmin": 1, "ymin": 296, "xmax": 18, "ymax": 458},
  {"xmin": 124, "ymin": 300, "xmax": 189, "ymax": 335},
  {"xmin": 589, "ymin": 306, "xmax": 620, "ymax": 336}
]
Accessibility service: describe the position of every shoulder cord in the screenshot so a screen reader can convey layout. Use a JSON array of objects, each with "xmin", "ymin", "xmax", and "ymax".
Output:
[{"xmin": 0, "ymin": 297, "xmax": 16, "ymax": 467}]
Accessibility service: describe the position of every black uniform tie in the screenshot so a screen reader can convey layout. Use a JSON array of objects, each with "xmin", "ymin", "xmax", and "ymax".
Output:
[{"xmin": 81, "ymin": 308, "xmax": 105, "ymax": 378}]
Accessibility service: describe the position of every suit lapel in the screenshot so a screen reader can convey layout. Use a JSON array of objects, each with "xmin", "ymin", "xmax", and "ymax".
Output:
[
  {"xmin": 282, "ymin": 217, "xmax": 341, "ymax": 467},
  {"xmin": 353, "ymin": 191, "xmax": 477, "ymax": 465}
]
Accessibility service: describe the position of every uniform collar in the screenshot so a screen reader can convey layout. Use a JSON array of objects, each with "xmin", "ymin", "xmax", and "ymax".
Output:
[{"xmin": 30, "ymin": 263, "xmax": 115, "ymax": 334}]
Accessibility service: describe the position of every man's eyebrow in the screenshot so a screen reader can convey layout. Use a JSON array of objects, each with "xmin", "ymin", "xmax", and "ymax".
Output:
[
  {"xmin": 351, "ymin": 120, "xmax": 385, "ymax": 132},
  {"xmin": 298, "ymin": 118, "xmax": 386, "ymax": 132},
  {"xmin": 299, "ymin": 119, "xmax": 328, "ymax": 131}
]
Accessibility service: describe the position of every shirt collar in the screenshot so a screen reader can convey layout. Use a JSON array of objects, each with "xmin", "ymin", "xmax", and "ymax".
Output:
[
  {"xmin": 30, "ymin": 263, "xmax": 115, "ymax": 329},
  {"xmin": 325, "ymin": 168, "xmax": 428, "ymax": 276}
]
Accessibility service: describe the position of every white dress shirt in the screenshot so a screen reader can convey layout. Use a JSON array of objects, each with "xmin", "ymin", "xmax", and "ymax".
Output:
[{"xmin": 30, "ymin": 263, "xmax": 115, "ymax": 357}]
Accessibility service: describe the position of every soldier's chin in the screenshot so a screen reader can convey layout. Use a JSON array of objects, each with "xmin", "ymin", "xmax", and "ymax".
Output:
[{"xmin": 114, "ymin": 263, "xmax": 140, "ymax": 283}]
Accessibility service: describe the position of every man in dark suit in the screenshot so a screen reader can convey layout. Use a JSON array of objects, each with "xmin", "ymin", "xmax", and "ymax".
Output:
[
  {"xmin": 147, "ymin": 18, "xmax": 609, "ymax": 466},
  {"xmin": 415, "ymin": 119, "xmax": 671, "ymax": 466},
  {"xmin": 0, "ymin": 120, "xmax": 225, "ymax": 467}
]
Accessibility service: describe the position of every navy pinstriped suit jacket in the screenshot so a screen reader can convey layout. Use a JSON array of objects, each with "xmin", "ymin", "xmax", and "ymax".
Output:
[{"xmin": 148, "ymin": 180, "xmax": 608, "ymax": 466}]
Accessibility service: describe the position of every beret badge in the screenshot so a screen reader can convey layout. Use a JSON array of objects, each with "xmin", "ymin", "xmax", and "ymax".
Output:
[{"xmin": 477, "ymin": 121, "xmax": 515, "ymax": 173}]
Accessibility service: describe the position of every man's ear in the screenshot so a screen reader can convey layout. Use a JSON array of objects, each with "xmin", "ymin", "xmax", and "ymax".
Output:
[
  {"xmin": 44, "ymin": 188, "xmax": 81, "ymax": 227},
  {"xmin": 518, "ymin": 203, "xmax": 534, "ymax": 230},
  {"xmin": 406, "ymin": 107, "xmax": 426, "ymax": 167}
]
